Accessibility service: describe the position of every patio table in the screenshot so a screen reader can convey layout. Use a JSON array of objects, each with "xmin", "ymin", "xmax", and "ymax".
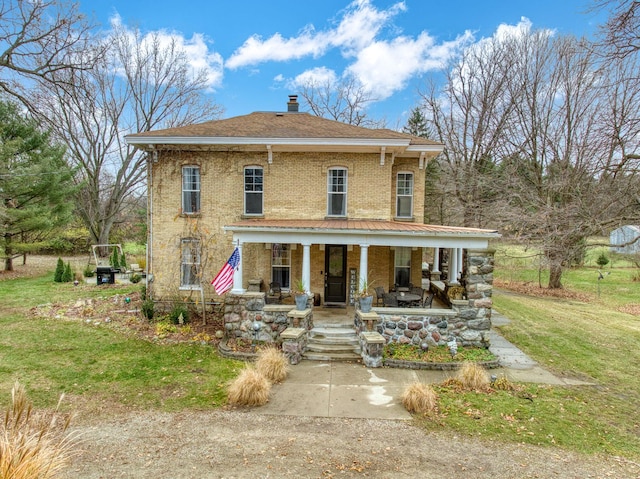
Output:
[{"xmin": 396, "ymin": 293, "xmax": 421, "ymax": 306}]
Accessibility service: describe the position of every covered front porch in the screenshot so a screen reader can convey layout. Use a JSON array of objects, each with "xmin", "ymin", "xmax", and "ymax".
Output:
[{"xmin": 223, "ymin": 219, "xmax": 499, "ymax": 307}]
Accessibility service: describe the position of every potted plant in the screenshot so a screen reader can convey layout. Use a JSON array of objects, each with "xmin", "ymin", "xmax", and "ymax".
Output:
[
  {"xmin": 357, "ymin": 277, "xmax": 375, "ymax": 313},
  {"xmin": 292, "ymin": 278, "xmax": 308, "ymax": 311}
]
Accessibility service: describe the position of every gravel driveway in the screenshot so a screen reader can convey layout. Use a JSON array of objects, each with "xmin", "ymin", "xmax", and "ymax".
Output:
[{"xmin": 62, "ymin": 410, "xmax": 639, "ymax": 479}]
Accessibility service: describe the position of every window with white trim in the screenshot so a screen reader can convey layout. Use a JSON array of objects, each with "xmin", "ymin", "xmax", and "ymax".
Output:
[
  {"xmin": 182, "ymin": 166, "xmax": 200, "ymax": 214},
  {"xmin": 244, "ymin": 166, "xmax": 263, "ymax": 215},
  {"xmin": 394, "ymin": 247, "xmax": 411, "ymax": 287},
  {"xmin": 271, "ymin": 243, "xmax": 291, "ymax": 290},
  {"xmin": 396, "ymin": 172, "xmax": 413, "ymax": 218},
  {"xmin": 181, "ymin": 238, "xmax": 201, "ymax": 288},
  {"xmin": 327, "ymin": 168, "xmax": 347, "ymax": 217}
]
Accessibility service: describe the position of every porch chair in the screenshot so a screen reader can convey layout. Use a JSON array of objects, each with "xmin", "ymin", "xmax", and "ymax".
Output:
[
  {"xmin": 266, "ymin": 282, "xmax": 283, "ymax": 304},
  {"xmin": 374, "ymin": 286, "xmax": 385, "ymax": 306},
  {"xmin": 422, "ymin": 291, "xmax": 434, "ymax": 308},
  {"xmin": 382, "ymin": 293, "xmax": 398, "ymax": 307},
  {"xmin": 410, "ymin": 286, "xmax": 423, "ymax": 297}
]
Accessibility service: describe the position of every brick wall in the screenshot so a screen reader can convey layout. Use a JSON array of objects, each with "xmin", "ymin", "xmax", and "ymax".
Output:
[{"xmin": 148, "ymin": 149, "xmax": 427, "ymax": 302}]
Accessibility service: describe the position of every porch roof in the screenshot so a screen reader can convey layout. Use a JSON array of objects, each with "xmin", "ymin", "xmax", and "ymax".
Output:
[{"xmin": 224, "ymin": 219, "xmax": 500, "ymax": 249}]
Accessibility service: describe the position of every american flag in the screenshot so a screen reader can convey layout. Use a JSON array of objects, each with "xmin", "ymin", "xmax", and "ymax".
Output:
[{"xmin": 212, "ymin": 247, "xmax": 240, "ymax": 295}]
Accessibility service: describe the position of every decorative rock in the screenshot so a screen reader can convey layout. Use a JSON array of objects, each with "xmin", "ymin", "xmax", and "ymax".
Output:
[
  {"xmin": 407, "ymin": 320, "xmax": 423, "ymax": 330},
  {"xmin": 437, "ymin": 320, "xmax": 448, "ymax": 329}
]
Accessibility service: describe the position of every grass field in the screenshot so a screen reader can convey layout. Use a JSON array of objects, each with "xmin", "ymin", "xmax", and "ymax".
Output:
[{"xmin": 1, "ymin": 251, "xmax": 639, "ymax": 460}]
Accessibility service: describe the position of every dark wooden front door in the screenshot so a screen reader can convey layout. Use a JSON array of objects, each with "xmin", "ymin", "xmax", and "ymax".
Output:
[{"xmin": 324, "ymin": 245, "xmax": 347, "ymax": 304}]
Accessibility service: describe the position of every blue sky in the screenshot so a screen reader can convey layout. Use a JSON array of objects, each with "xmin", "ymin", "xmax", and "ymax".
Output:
[{"xmin": 79, "ymin": 0, "xmax": 608, "ymax": 128}]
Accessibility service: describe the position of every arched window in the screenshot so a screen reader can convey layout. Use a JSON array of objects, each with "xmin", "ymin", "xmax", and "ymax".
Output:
[
  {"xmin": 244, "ymin": 166, "xmax": 263, "ymax": 215},
  {"xmin": 396, "ymin": 172, "xmax": 413, "ymax": 218},
  {"xmin": 327, "ymin": 167, "xmax": 347, "ymax": 217}
]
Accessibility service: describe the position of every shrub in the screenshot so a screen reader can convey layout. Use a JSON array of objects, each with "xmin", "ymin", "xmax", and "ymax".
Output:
[
  {"xmin": 53, "ymin": 257, "xmax": 64, "ymax": 282},
  {"xmin": 141, "ymin": 299, "xmax": 154, "ymax": 321},
  {"xmin": 110, "ymin": 248, "xmax": 120, "ymax": 269},
  {"xmin": 401, "ymin": 382, "xmax": 438, "ymax": 414},
  {"xmin": 61, "ymin": 262, "xmax": 73, "ymax": 283},
  {"xmin": 130, "ymin": 273, "xmax": 142, "ymax": 284},
  {"xmin": 140, "ymin": 285, "xmax": 147, "ymax": 301},
  {"xmin": 456, "ymin": 361, "xmax": 490, "ymax": 391},
  {"xmin": 83, "ymin": 264, "xmax": 95, "ymax": 277},
  {"xmin": 596, "ymin": 252, "xmax": 610, "ymax": 267},
  {"xmin": 227, "ymin": 367, "xmax": 271, "ymax": 406},
  {"xmin": 255, "ymin": 347, "xmax": 290, "ymax": 383},
  {"xmin": 168, "ymin": 302, "xmax": 189, "ymax": 324},
  {"xmin": 120, "ymin": 252, "xmax": 127, "ymax": 270},
  {"xmin": 0, "ymin": 382, "xmax": 78, "ymax": 478}
]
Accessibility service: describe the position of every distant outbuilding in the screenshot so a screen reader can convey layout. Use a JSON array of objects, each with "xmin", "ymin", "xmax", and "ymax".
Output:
[{"xmin": 610, "ymin": 225, "xmax": 640, "ymax": 254}]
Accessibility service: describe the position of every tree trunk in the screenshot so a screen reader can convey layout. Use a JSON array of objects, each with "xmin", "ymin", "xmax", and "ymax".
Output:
[
  {"xmin": 4, "ymin": 233, "xmax": 13, "ymax": 271},
  {"xmin": 548, "ymin": 259, "xmax": 563, "ymax": 289}
]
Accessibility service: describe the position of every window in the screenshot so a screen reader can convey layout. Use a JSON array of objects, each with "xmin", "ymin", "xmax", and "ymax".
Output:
[
  {"xmin": 396, "ymin": 172, "xmax": 413, "ymax": 218},
  {"xmin": 271, "ymin": 243, "xmax": 291, "ymax": 289},
  {"xmin": 394, "ymin": 247, "xmax": 411, "ymax": 287},
  {"xmin": 327, "ymin": 168, "xmax": 347, "ymax": 217},
  {"xmin": 244, "ymin": 167, "xmax": 263, "ymax": 215},
  {"xmin": 181, "ymin": 238, "xmax": 201, "ymax": 288},
  {"xmin": 182, "ymin": 166, "xmax": 200, "ymax": 214}
]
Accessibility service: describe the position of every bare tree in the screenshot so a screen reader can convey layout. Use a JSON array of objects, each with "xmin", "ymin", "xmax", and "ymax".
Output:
[
  {"xmin": 500, "ymin": 34, "xmax": 640, "ymax": 288},
  {"xmin": 420, "ymin": 33, "xmax": 516, "ymax": 228},
  {"xmin": 34, "ymin": 22, "xmax": 223, "ymax": 245},
  {"xmin": 298, "ymin": 76, "xmax": 385, "ymax": 128},
  {"xmin": 0, "ymin": 0, "xmax": 99, "ymax": 111},
  {"xmin": 592, "ymin": 0, "xmax": 640, "ymax": 58}
]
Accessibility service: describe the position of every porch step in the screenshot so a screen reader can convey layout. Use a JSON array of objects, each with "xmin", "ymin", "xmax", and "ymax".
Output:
[{"xmin": 304, "ymin": 327, "xmax": 361, "ymax": 361}]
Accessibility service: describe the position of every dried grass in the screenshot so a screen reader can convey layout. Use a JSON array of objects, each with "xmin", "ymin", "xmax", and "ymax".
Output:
[
  {"xmin": 0, "ymin": 381, "xmax": 78, "ymax": 479},
  {"xmin": 401, "ymin": 382, "xmax": 438, "ymax": 415},
  {"xmin": 255, "ymin": 347, "xmax": 290, "ymax": 383},
  {"xmin": 227, "ymin": 366, "xmax": 271, "ymax": 407},
  {"xmin": 456, "ymin": 361, "xmax": 490, "ymax": 391}
]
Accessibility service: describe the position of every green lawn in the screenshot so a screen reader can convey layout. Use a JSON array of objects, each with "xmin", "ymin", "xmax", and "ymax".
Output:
[
  {"xmin": 413, "ymin": 241, "xmax": 640, "ymax": 459},
  {"xmin": 0, "ymin": 273, "xmax": 242, "ymax": 413},
  {"xmin": 1, "ymin": 255, "xmax": 639, "ymax": 460}
]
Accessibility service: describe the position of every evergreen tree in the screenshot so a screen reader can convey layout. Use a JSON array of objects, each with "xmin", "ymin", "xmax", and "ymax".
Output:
[
  {"xmin": 62, "ymin": 262, "xmax": 73, "ymax": 282},
  {"xmin": 120, "ymin": 251, "xmax": 127, "ymax": 270},
  {"xmin": 54, "ymin": 257, "xmax": 64, "ymax": 282},
  {"xmin": 0, "ymin": 101, "xmax": 75, "ymax": 271},
  {"xmin": 403, "ymin": 107, "xmax": 432, "ymax": 138},
  {"xmin": 110, "ymin": 248, "xmax": 120, "ymax": 269}
]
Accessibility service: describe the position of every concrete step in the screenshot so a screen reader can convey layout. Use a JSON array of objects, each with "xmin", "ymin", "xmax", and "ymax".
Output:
[
  {"xmin": 304, "ymin": 326, "xmax": 360, "ymax": 361},
  {"xmin": 303, "ymin": 351, "xmax": 362, "ymax": 361}
]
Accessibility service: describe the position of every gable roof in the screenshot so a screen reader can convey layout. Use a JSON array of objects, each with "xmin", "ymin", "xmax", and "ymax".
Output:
[{"xmin": 125, "ymin": 111, "xmax": 443, "ymax": 157}]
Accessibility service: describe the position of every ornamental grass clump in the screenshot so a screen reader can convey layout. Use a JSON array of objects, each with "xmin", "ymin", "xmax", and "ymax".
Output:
[
  {"xmin": 456, "ymin": 361, "xmax": 490, "ymax": 391},
  {"xmin": 255, "ymin": 347, "xmax": 290, "ymax": 383},
  {"xmin": 0, "ymin": 381, "xmax": 78, "ymax": 479},
  {"xmin": 227, "ymin": 366, "xmax": 271, "ymax": 407},
  {"xmin": 401, "ymin": 382, "xmax": 438, "ymax": 415}
]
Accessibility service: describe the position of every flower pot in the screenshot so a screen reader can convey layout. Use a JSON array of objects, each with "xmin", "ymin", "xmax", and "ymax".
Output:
[
  {"xmin": 294, "ymin": 294, "xmax": 308, "ymax": 311},
  {"xmin": 359, "ymin": 295, "xmax": 373, "ymax": 313}
]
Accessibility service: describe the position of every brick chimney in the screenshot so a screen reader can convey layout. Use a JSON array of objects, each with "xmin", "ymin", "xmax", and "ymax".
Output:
[{"xmin": 287, "ymin": 95, "xmax": 299, "ymax": 112}]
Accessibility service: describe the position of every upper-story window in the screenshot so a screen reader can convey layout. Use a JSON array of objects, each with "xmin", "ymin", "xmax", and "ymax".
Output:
[
  {"xmin": 327, "ymin": 168, "xmax": 347, "ymax": 217},
  {"xmin": 182, "ymin": 166, "xmax": 200, "ymax": 214},
  {"xmin": 180, "ymin": 238, "xmax": 200, "ymax": 289},
  {"xmin": 396, "ymin": 172, "xmax": 413, "ymax": 218},
  {"xmin": 244, "ymin": 167, "xmax": 263, "ymax": 215}
]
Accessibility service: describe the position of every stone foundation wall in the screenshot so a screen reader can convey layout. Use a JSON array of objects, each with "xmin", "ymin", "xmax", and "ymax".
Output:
[{"xmin": 223, "ymin": 293, "xmax": 312, "ymax": 342}]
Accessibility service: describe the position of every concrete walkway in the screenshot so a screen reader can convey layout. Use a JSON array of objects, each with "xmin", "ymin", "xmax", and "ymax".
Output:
[{"xmin": 255, "ymin": 309, "xmax": 593, "ymax": 420}]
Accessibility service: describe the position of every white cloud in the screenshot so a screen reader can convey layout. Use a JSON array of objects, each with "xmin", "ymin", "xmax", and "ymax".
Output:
[
  {"xmin": 225, "ymin": 0, "xmax": 406, "ymax": 69},
  {"xmin": 347, "ymin": 31, "xmax": 472, "ymax": 99},
  {"xmin": 290, "ymin": 66, "xmax": 338, "ymax": 89},
  {"xmin": 109, "ymin": 14, "xmax": 224, "ymax": 90}
]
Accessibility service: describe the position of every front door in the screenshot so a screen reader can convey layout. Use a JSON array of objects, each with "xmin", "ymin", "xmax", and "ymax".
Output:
[{"xmin": 324, "ymin": 245, "xmax": 347, "ymax": 305}]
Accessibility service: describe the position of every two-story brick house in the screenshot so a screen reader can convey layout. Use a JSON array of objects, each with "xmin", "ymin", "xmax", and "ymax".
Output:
[{"xmin": 125, "ymin": 96, "xmax": 498, "ymax": 309}]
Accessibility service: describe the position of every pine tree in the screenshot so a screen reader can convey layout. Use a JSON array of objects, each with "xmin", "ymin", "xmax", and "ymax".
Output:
[
  {"xmin": 120, "ymin": 251, "xmax": 127, "ymax": 270},
  {"xmin": 62, "ymin": 262, "xmax": 73, "ymax": 282},
  {"xmin": 54, "ymin": 257, "xmax": 64, "ymax": 282},
  {"xmin": 403, "ymin": 107, "xmax": 433, "ymax": 138},
  {"xmin": 110, "ymin": 248, "xmax": 120, "ymax": 270},
  {"xmin": 0, "ymin": 101, "xmax": 75, "ymax": 271}
]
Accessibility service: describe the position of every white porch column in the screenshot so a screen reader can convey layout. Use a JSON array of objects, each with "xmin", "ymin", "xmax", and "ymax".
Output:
[
  {"xmin": 448, "ymin": 248, "xmax": 459, "ymax": 284},
  {"xmin": 433, "ymin": 247, "xmax": 440, "ymax": 273},
  {"xmin": 302, "ymin": 243, "xmax": 311, "ymax": 294},
  {"xmin": 359, "ymin": 244, "xmax": 369, "ymax": 289},
  {"xmin": 231, "ymin": 243, "xmax": 245, "ymax": 294},
  {"xmin": 457, "ymin": 248, "xmax": 464, "ymax": 282}
]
